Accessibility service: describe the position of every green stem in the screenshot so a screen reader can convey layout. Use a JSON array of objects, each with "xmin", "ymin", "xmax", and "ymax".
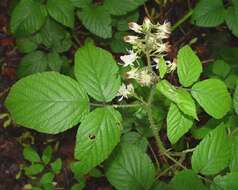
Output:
[
  {"xmin": 146, "ymin": 51, "xmax": 152, "ymax": 71},
  {"xmin": 90, "ymin": 103, "xmax": 142, "ymax": 108},
  {"xmin": 172, "ymin": 9, "xmax": 194, "ymax": 32},
  {"xmin": 147, "ymin": 87, "xmax": 166, "ymax": 153}
]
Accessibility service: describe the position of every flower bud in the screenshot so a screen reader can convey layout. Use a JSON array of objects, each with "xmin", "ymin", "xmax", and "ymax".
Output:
[
  {"xmin": 124, "ymin": 35, "xmax": 139, "ymax": 44},
  {"xmin": 128, "ymin": 22, "xmax": 142, "ymax": 33}
]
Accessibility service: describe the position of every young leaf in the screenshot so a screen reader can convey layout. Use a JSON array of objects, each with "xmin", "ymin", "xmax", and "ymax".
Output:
[
  {"xmin": 157, "ymin": 80, "xmax": 197, "ymax": 119},
  {"xmin": 212, "ymin": 60, "xmax": 231, "ymax": 78},
  {"xmin": 46, "ymin": 52, "xmax": 63, "ymax": 72},
  {"xmin": 5, "ymin": 72, "xmax": 89, "ymax": 134},
  {"xmin": 213, "ymin": 172, "xmax": 238, "ymax": 190},
  {"xmin": 74, "ymin": 107, "xmax": 122, "ymax": 175},
  {"xmin": 158, "ymin": 57, "xmax": 167, "ymax": 79},
  {"xmin": 192, "ymin": 123, "xmax": 232, "ymax": 175},
  {"xmin": 47, "ymin": 0, "xmax": 74, "ymax": 28},
  {"xmin": 16, "ymin": 37, "xmax": 38, "ymax": 53},
  {"xmin": 106, "ymin": 144, "xmax": 155, "ymax": 190},
  {"xmin": 192, "ymin": 0, "xmax": 225, "ymax": 27},
  {"xmin": 23, "ymin": 146, "xmax": 41, "ymax": 163},
  {"xmin": 191, "ymin": 79, "xmax": 232, "ymax": 119},
  {"xmin": 167, "ymin": 103, "xmax": 194, "ymax": 144},
  {"xmin": 121, "ymin": 132, "xmax": 148, "ymax": 152},
  {"xmin": 75, "ymin": 43, "xmax": 121, "ymax": 102},
  {"xmin": 103, "ymin": 0, "xmax": 146, "ymax": 16},
  {"xmin": 225, "ymin": 6, "xmax": 238, "ymax": 38},
  {"xmin": 51, "ymin": 158, "xmax": 62, "ymax": 174},
  {"xmin": 17, "ymin": 51, "xmax": 48, "ymax": 78},
  {"xmin": 24, "ymin": 164, "xmax": 44, "ymax": 176},
  {"xmin": 170, "ymin": 170, "xmax": 208, "ymax": 190},
  {"xmin": 42, "ymin": 146, "xmax": 52, "ymax": 165},
  {"xmin": 10, "ymin": 0, "xmax": 47, "ymax": 35},
  {"xmin": 234, "ymin": 82, "xmax": 238, "ymax": 115},
  {"xmin": 77, "ymin": 5, "xmax": 112, "ymax": 39},
  {"xmin": 230, "ymin": 134, "xmax": 238, "ymax": 172},
  {"xmin": 35, "ymin": 18, "xmax": 72, "ymax": 53},
  {"xmin": 40, "ymin": 172, "xmax": 54, "ymax": 185},
  {"xmin": 177, "ymin": 45, "xmax": 202, "ymax": 87}
]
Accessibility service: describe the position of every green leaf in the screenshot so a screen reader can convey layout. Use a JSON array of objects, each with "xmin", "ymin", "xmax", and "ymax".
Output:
[
  {"xmin": 10, "ymin": 0, "xmax": 47, "ymax": 35},
  {"xmin": 167, "ymin": 103, "xmax": 194, "ymax": 144},
  {"xmin": 51, "ymin": 158, "xmax": 62, "ymax": 174},
  {"xmin": 74, "ymin": 107, "xmax": 122, "ymax": 174},
  {"xmin": 5, "ymin": 72, "xmax": 89, "ymax": 134},
  {"xmin": 47, "ymin": 0, "xmax": 74, "ymax": 28},
  {"xmin": 213, "ymin": 172, "xmax": 238, "ymax": 190},
  {"xmin": 121, "ymin": 132, "xmax": 148, "ymax": 152},
  {"xmin": 225, "ymin": 6, "xmax": 238, "ymax": 38},
  {"xmin": 106, "ymin": 144, "xmax": 155, "ymax": 190},
  {"xmin": 103, "ymin": 0, "xmax": 146, "ymax": 16},
  {"xmin": 40, "ymin": 172, "xmax": 54, "ymax": 185},
  {"xmin": 191, "ymin": 79, "xmax": 232, "ymax": 119},
  {"xmin": 110, "ymin": 32, "xmax": 129, "ymax": 54},
  {"xmin": 23, "ymin": 146, "xmax": 41, "ymax": 163},
  {"xmin": 35, "ymin": 18, "xmax": 72, "ymax": 53},
  {"xmin": 177, "ymin": 45, "xmax": 202, "ymax": 87},
  {"xmin": 46, "ymin": 52, "xmax": 63, "ymax": 72},
  {"xmin": 192, "ymin": 123, "xmax": 232, "ymax": 175},
  {"xmin": 170, "ymin": 170, "xmax": 208, "ymax": 190},
  {"xmin": 234, "ymin": 82, "xmax": 238, "ymax": 115},
  {"xmin": 16, "ymin": 37, "xmax": 38, "ymax": 53},
  {"xmin": 24, "ymin": 164, "xmax": 44, "ymax": 176},
  {"xmin": 42, "ymin": 146, "xmax": 52, "ymax": 165},
  {"xmin": 77, "ymin": 5, "xmax": 112, "ymax": 38},
  {"xmin": 230, "ymin": 135, "xmax": 238, "ymax": 172},
  {"xmin": 116, "ymin": 11, "xmax": 139, "ymax": 31},
  {"xmin": 70, "ymin": 183, "xmax": 86, "ymax": 190},
  {"xmin": 75, "ymin": 43, "xmax": 120, "ymax": 102},
  {"xmin": 157, "ymin": 80, "xmax": 197, "ymax": 119},
  {"xmin": 212, "ymin": 60, "xmax": 231, "ymax": 78},
  {"xmin": 17, "ymin": 51, "xmax": 47, "ymax": 78},
  {"xmin": 158, "ymin": 57, "xmax": 167, "ymax": 79},
  {"xmin": 192, "ymin": 0, "xmax": 225, "ymax": 27},
  {"xmin": 70, "ymin": 0, "xmax": 92, "ymax": 8}
]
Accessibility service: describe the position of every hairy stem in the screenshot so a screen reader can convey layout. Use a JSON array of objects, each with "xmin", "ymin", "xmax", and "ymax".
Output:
[{"xmin": 147, "ymin": 87, "xmax": 166, "ymax": 153}]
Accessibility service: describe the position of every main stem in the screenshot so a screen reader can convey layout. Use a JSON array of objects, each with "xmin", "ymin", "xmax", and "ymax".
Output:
[
  {"xmin": 172, "ymin": 9, "xmax": 194, "ymax": 32},
  {"xmin": 145, "ymin": 51, "xmax": 166, "ymax": 153}
]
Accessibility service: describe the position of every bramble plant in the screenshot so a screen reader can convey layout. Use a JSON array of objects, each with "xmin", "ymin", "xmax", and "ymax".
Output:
[
  {"xmin": 21, "ymin": 145, "xmax": 62, "ymax": 190},
  {"xmin": 4, "ymin": 1, "xmax": 238, "ymax": 189}
]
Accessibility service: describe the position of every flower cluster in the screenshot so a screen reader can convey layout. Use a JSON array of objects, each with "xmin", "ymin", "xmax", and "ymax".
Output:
[{"xmin": 117, "ymin": 17, "xmax": 176, "ymax": 101}]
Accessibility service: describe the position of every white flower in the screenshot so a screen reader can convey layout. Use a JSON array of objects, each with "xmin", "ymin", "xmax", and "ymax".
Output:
[
  {"xmin": 128, "ymin": 22, "xmax": 142, "ymax": 33},
  {"xmin": 117, "ymin": 83, "xmax": 134, "ymax": 101},
  {"xmin": 143, "ymin": 17, "xmax": 152, "ymax": 31},
  {"xmin": 139, "ymin": 69, "xmax": 153, "ymax": 86},
  {"xmin": 126, "ymin": 67, "xmax": 139, "ymax": 79},
  {"xmin": 167, "ymin": 59, "xmax": 177, "ymax": 72},
  {"xmin": 120, "ymin": 50, "xmax": 138, "ymax": 67},
  {"xmin": 157, "ymin": 21, "xmax": 171, "ymax": 34}
]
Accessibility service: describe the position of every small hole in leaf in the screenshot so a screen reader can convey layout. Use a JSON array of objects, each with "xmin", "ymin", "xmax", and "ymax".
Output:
[{"xmin": 89, "ymin": 134, "xmax": 96, "ymax": 140}]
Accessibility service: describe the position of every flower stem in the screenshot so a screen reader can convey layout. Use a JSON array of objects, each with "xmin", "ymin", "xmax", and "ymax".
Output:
[{"xmin": 172, "ymin": 9, "xmax": 194, "ymax": 32}]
